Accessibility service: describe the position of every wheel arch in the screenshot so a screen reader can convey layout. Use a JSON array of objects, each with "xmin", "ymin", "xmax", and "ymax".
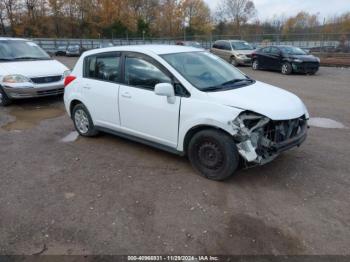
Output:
[
  {"xmin": 182, "ymin": 124, "xmax": 234, "ymax": 155},
  {"xmin": 70, "ymin": 99, "xmax": 83, "ymax": 116}
]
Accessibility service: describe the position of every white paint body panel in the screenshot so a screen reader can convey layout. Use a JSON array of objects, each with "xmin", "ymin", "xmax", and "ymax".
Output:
[{"xmin": 64, "ymin": 45, "xmax": 309, "ymax": 153}]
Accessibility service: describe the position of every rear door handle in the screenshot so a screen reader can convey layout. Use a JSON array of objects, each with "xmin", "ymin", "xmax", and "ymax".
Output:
[{"xmin": 121, "ymin": 92, "xmax": 131, "ymax": 99}]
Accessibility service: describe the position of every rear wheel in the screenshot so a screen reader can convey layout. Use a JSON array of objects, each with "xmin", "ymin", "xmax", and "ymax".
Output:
[
  {"xmin": 0, "ymin": 88, "xmax": 12, "ymax": 107},
  {"xmin": 252, "ymin": 59, "xmax": 259, "ymax": 70},
  {"xmin": 187, "ymin": 129, "xmax": 240, "ymax": 181},
  {"xmin": 72, "ymin": 104, "xmax": 98, "ymax": 137},
  {"xmin": 281, "ymin": 62, "xmax": 292, "ymax": 75}
]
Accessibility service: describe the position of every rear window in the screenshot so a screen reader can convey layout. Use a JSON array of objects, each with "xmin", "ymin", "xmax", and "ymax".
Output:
[{"xmin": 84, "ymin": 52, "xmax": 120, "ymax": 83}]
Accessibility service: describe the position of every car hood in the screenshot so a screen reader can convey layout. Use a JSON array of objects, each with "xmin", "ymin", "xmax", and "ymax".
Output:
[
  {"xmin": 0, "ymin": 59, "xmax": 68, "ymax": 77},
  {"xmin": 206, "ymin": 81, "xmax": 306, "ymax": 120},
  {"xmin": 289, "ymin": 54, "xmax": 319, "ymax": 62}
]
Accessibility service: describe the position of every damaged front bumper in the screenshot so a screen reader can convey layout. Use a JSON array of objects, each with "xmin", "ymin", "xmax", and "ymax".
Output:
[{"xmin": 231, "ymin": 112, "xmax": 308, "ymax": 165}]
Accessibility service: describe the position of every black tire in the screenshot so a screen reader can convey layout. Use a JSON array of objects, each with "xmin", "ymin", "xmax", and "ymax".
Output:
[
  {"xmin": 72, "ymin": 103, "xmax": 98, "ymax": 137},
  {"xmin": 281, "ymin": 62, "xmax": 292, "ymax": 75},
  {"xmin": 252, "ymin": 59, "xmax": 259, "ymax": 70},
  {"xmin": 230, "ymin": 56, "xmax": 239, "ymax": 67},
  {"xmin": 187, "ymin": 129, "xmax": 240, "ymax": 181},
  {"xmin": 0, "ymin": 88, "xmax": 12, "ymax": 106}
]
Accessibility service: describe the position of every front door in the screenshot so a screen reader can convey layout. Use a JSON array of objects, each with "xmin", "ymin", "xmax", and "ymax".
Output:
[{"xmin": 118, "ymin": 53, "xmax": 180, "ymax": 148}]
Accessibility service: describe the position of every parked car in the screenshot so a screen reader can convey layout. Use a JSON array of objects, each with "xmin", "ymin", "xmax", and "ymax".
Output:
[
  {"xmin": 210, "ymin": 40, "xmax": 255, "ymax": 66},
  {"xmin": 176, "ymin": 41, "xmax": 202, "ymax": 49},
  {"xmin": 98, "ymin": 42, "xmax": 114, "ymax": 49},
  {"xmin": 55, "ymin": 45, "xmax": 67, "ymax": 56},
  {"xmin": 0, "ymin": 37, "xmax": 70, "ymax": 106},
  {"xmin": 64, "ymin": 45, "xmax": 309, "ymax": 181},
  {"xmin": 252, "ymin": 45, "xmax": 320, "ymax": 75},
  {"xmin": 66, "ymin": 45, "xmax": 84, "ymax": 56}
]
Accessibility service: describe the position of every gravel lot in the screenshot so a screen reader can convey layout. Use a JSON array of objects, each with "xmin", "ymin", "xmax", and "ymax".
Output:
[{"xmin": 0, "ymin": 56, "xmax": 349, "ymax": 255}]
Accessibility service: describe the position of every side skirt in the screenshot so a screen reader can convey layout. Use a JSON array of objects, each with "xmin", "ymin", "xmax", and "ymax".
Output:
[{"xmin": 96, "ymin": 126, "xmax": 185, "ymax": 156}]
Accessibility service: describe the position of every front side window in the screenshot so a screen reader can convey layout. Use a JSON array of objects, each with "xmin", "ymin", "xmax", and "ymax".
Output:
[
  {"xmin": 124, "ymin": 56, "xmax": 171, "ymax": 90},
  {"xmin": 85, "ymin": 53, "xmax": 120, "ymax": 82},
  {"xmin": 162, "ymin": 51, "xmax": 254, "ymax": 92},
  {"xmin": 0, "ymin": 40, "xmax": 50, "ymax": 61}
]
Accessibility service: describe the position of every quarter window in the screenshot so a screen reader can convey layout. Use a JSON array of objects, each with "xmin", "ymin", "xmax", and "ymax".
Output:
[
  {"xmin": 85, "ymin": 53, "xmax": 120, "ymax": 83},
  {"xmin": 124, "ymin": 56, "xmax": 171, "ymax": 90}
]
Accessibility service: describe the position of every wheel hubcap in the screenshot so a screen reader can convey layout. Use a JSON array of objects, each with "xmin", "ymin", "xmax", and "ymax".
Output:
[
  {"xmin": 74, "ymin": 109, "xmax": 89, "ymax": 134},
  {"xmin": 253, "ymin": 61, "xmax": 258, "ymax": 69},
  {"xmin": 282, "ymin": 64, "xmax": 288, "ymax": 74},
  {"xmin": 197, "ymin": 141, "xmax": 224, "ymax": 170}
]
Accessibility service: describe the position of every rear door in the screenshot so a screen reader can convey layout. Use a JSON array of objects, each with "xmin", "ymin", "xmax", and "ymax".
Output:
[
  {"xmin": 118, "ymin": 52, "xmax": 181, "ymax": 148},
  {"xmin": 81, "ymin": 52, "xmax": 121, "ymax": 128}
]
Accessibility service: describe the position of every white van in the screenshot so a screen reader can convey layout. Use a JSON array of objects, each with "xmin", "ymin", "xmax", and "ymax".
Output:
[{"xmin": 0, "ymin": 37, "xmax": 70, "ymax": 106}]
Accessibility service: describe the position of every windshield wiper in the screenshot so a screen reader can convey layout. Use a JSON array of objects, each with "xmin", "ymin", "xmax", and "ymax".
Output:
[
  {"xmin": 204, "ymin": 78, "xmax": 255, "ymax": 92},
  {"xmin": 221, "ymin": 78, "xmax": 254, "ymax": 86},
  {"xmin": 0, "ymin": 58, "xmax": 14, "ymax": 61},
  {"xmin": 13, "ymin": 56, "xmax": 49, "ymax": 60}
]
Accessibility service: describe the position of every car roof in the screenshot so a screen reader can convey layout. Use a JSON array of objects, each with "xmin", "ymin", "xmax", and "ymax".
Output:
[
  {"xmin": 0, "ymin": 37, "xmax": 29, "ymax": 41},
  {"xmin": 84, "ymin": 45, "xmax": 203, "ymax": 56}
]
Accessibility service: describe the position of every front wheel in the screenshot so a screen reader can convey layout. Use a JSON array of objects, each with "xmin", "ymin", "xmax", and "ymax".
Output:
[
  {"xmin": 72, "ymin": 104, "xmax": 98, "ymax": 137},
  {"xmin": 281, "ymin": 62, "xmax": 292, "ymax": 75},
  {"xmin": 0, "ymin": 88, "xmax": 12, "ymax": 106},
  {"xmin": 187, "ymin": 129, "xmax": 240, "ymax": 181},
  {"xmin": 230, "ymin": 57, "xmax": 239, "ymax": 67}
]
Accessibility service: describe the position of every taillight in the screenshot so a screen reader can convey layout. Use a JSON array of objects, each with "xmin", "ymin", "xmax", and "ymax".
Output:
[{"xmin": 64, "ymin": 75, "xmax": 76, "ymax": 87}]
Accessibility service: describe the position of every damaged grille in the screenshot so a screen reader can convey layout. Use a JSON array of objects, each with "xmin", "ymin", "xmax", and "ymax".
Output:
[
  {"xmin": 264, "ymin": 117, "xmax": 307, "ymax": 144},
  {"xmin": 234, "ymin": 112, "xmax": 308, "ymax": 164}
]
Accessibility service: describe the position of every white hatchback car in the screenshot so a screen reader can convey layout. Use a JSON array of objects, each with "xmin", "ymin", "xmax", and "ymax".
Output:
[
  {"xmin": 0, "ymin": 37, "xmax": 70, "ymax": 106},
  {"xmin": 64, "ymin": 45, "xmax": 309, "ymax": 180}
]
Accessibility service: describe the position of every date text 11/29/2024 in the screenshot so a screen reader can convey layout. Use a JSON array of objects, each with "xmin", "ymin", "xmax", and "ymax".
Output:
[{"xmin": 127, "ymin": 255, "xmax": 219, "ymax": 261}]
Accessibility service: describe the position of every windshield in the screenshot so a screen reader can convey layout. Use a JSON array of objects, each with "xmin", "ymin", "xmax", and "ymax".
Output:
[
  {"xmin": 0, "ymin": 40, "xmax": 50, "ymax": 61},
  {"xmin": 280, "ymin": 46, "xmax": 307, "ymax": 55},
  {"xmin": 231, "ymin": 41, "xmax": 254, "ymax": 50},
  {"xmin": 162, "ymin": 51, "xmax": 253, "ymax": 91}
]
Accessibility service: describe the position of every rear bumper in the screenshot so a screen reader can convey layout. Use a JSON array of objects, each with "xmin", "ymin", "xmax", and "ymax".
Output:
[{"xmin": 2, "ymin": 82, "xmax": 64, "ymax": 99}]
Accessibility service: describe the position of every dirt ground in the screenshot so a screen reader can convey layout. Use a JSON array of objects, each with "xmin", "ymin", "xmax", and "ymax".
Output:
[{"xmin": 0, "ymin": 56, "xmax": 349, "ymax": 255}]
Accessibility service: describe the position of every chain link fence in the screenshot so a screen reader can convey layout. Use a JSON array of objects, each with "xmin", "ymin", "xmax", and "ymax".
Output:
[{"xmin": 32, "ymin": 33, "xmax": 350, "ymax": 54}]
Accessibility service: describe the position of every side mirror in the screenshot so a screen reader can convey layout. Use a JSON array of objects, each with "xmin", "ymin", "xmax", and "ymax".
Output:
[{"xmin": 155, "ymin": 83, "xmax": 176, "ymax": 104}]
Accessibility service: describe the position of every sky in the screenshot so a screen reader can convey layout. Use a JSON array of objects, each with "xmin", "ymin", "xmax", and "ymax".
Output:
[{"xmin": 204, "ymin": 0, "xmax": 350, "ymax": 21}]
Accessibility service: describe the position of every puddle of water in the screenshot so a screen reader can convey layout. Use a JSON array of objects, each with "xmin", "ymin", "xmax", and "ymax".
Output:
[
  {"xmin": 1, "ymin": 105, "xmax": 65, "ymax": 131},
  {"xmin": 309, "ymin": 117, "xmax": 346, "ymax": 129},
  {"xmin": 61, "ymin": 131, "xmax": 79, "ymax": 143}
]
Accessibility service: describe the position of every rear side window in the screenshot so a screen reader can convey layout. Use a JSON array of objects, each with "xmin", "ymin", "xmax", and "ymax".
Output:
[
  {"xmin": 84, "ymin": 53, "xmax": 120, "ymax": 83},
  {"xmin": 124, "ymin": 56, "xmax": 171, "ymax": 90},
  {"xmin": 222, "ymin": 42, "xmax": 232, "ymax": 51}
]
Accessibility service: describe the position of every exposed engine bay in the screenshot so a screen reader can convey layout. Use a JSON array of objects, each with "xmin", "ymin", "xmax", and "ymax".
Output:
[{"xmin": 231, "ymin": 112, "xmax": 308, "ymax": 165}]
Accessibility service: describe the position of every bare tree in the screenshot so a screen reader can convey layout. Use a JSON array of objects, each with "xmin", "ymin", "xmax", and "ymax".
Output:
[
  {"xmin": 4, "ymin": 0, "xmax": 20, "ymax": 36},
  {"xmin": 217, "ymin": 0, "xmax": 256, "ymax": 35},
  {"xmin": 0, "ymin": 1, "xmax": 7, "ymax": 35}
]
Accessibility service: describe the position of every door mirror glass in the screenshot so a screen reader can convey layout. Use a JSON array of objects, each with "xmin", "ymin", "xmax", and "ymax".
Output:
[{"xmin": 155, "ymin": 83, "xmax": 176, "ymax": 103}]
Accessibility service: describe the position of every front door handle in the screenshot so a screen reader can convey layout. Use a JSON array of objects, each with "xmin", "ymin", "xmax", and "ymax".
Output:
[{"xmin": 121, "ymin": 92, "xmax": 131, "ymax": 98}]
